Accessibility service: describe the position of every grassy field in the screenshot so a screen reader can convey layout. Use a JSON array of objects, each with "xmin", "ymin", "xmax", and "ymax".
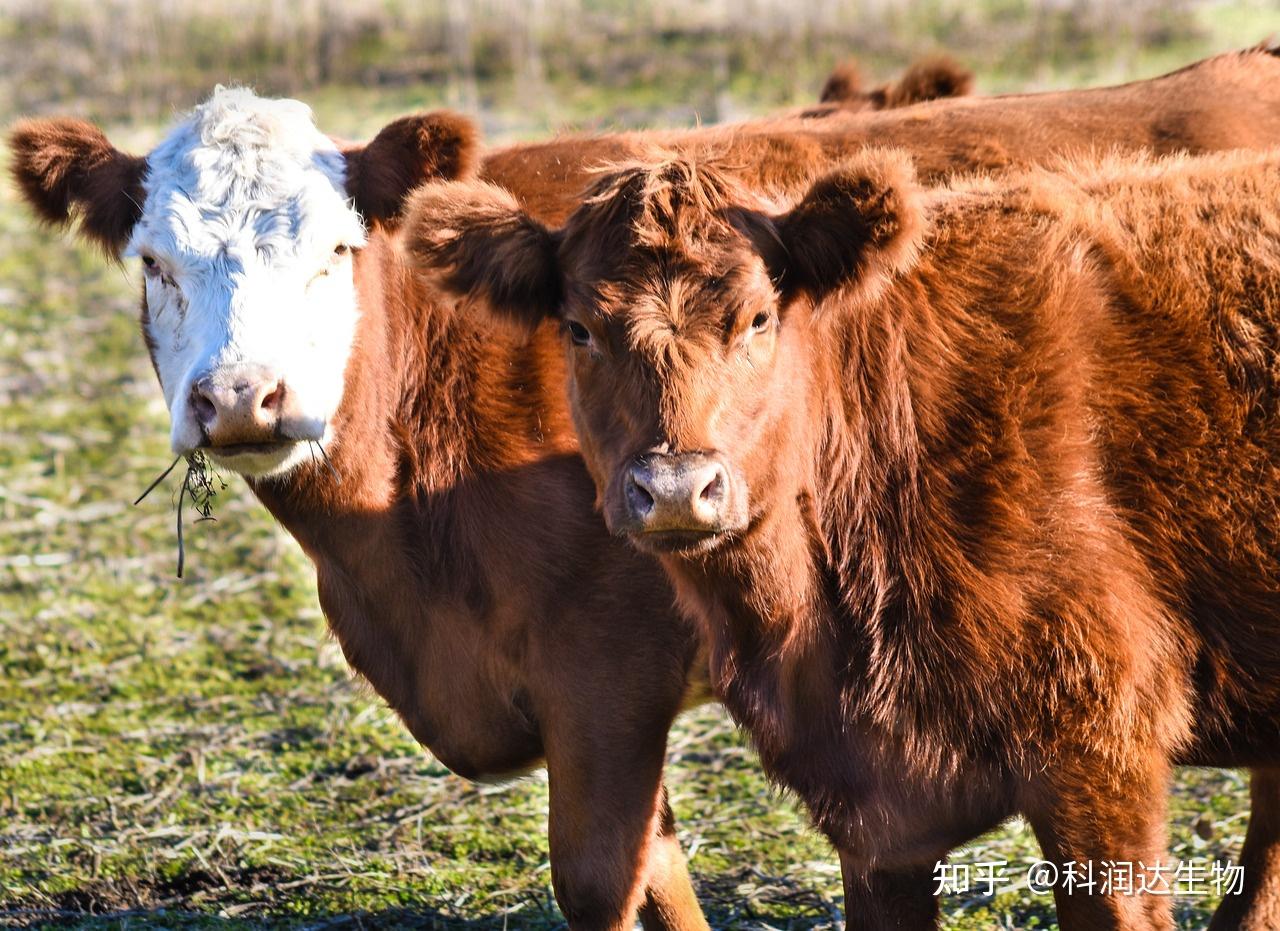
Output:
[{"xmin": 2, "ymin": 3, "xmax": 1278, "ymax": 928}]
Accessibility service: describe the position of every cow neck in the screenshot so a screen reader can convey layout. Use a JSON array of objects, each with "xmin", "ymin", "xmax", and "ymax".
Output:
[{"xmin": 246, "ymin": 229, "xmax": 573, "ymax": 737}]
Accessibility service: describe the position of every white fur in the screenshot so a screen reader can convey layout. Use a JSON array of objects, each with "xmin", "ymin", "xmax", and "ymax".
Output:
[{"xmin": 126, "ymin": 86, "xmax": 367, "ymax": 478}]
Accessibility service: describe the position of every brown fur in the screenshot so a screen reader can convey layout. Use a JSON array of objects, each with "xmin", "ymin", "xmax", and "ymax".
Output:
[
  {"xmin": 818, "ymin": 60, "xmax": 866, "ymax": 105},
  {"xmin": 407, "ymin": 145, "xmax": 1280, "ymax": 929},
  {"xmin": 343, "ymin": 112, "xmax": 481, "ymax": 227},
  {"xmin": 881, "ymin": 55, "xmax": 975, "ymax": 107}
]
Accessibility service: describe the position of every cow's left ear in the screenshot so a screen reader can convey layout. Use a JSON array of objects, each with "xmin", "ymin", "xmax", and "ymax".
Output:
[
  {"xmin": 764, "ymin": 152, "xmax": 925, "ymax": 309},
  {"xmin": 344, "ymin": 111, "xmax": 480, "ymax": 228},
  {"xmin": 883, "ymin": 55, "xmax": 974, "ymax": 108}
]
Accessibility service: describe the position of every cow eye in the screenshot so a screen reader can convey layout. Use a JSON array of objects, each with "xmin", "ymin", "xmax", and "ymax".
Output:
[
  {"xmin": 750, "ymin": 312, "xmax": 771, "ymax": 332},
  {"xmin": 333, "ymin": 244, "xmax": 350, "ymax": 256},
  {"xmin": 565, "ymin": 320, "xmax": 592, "ymax": 346},
  {"xmin": 141, "ymin": 255, "xmax": 162, "ymax": 279}
]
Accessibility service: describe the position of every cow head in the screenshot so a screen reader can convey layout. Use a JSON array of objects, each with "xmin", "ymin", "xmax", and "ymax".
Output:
[
  {"xmin": 405, "ymin": 149, "xmax": 924, "ymax": 555},
  {"xmin": 9, "ymin": 87, "xmax": 478, "ymax": 478}
]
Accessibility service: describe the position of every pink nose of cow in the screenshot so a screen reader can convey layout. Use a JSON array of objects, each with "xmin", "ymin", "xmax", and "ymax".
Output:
[
  {"xmin": 623, "ymin": 452, "xmax": 732, "ymax": 534},
  {"xmin": 190, "ymin": 365, "xmax": 286, "ymax": 447}
]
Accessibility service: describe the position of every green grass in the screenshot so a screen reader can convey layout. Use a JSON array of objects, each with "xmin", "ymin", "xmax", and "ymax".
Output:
[{"xmin": 0, "ymin": 14, "xmax": 1270, "ymax": 927}]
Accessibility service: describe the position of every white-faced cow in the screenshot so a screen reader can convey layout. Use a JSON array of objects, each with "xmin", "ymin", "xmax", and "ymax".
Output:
[{"xmin": 10, "ymin": 89, "xmax": 713, "ymax": 931}]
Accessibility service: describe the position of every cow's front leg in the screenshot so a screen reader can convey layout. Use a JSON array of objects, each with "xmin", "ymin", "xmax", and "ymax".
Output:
[
  {"xmin": 839, "ymin": 852, "xmax": 940, "ymax": 930},
  {"xmin": 1208, "ymin": 766, "xmax": 1280, "ymax": 930},
  {"xmin": 1025, "ymin": 755, "xmax": 1174, "ymax": 931},
  {"xmin": 543, "ymin": 723, "xmax": 708, "ymax": 931},
  {"xmin": 637, "ymin": 788, "xmax": 709, "ymax": 931}
]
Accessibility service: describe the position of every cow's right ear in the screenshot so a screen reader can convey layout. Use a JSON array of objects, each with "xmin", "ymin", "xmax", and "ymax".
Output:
[
  {"xmin": 8, "ymin": 118, "xmax": 147, "ymax": 259},
  {"xmin": 404, "ymin": 180, "xmax": 561, "ymax": 331},
  {"xmin": 764, "ymin": 151, "xmax": 925, "ymax": 310},
  {"xmin": 884, "ymin": 55, "xmax": 974, "ymax": 107}
]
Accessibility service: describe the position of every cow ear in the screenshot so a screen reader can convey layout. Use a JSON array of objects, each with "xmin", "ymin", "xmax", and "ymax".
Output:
[
  {"xmin": 404, "ymin": 179, "xmax": 561, "ymax": 331},
  {"xmin": 344, "ymin": 111, "xmax": 481, "ymax": 228},
  {"xmin": 819, "ymin": 60, "xmax": 864, "ymax": 105},
  {"xmin": 765, "ymin": 152, "xmax": 924, "ymax": 309},
  {"xmin": 8, "ymin": 118, "xmax": 147, "ymax": 259},
  {"xmin": 884, "ymin": 55, "xmax": 974, "ymax": 107}
]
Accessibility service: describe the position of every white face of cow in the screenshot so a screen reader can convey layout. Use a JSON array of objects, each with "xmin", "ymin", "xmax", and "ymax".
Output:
[
  {"xmin": 12, "ymin": 90, "xmax": 478, "ymax": 481},
  {"xmin": 126, "ymin": 89, "xmax": 368, "ymax": 479}
]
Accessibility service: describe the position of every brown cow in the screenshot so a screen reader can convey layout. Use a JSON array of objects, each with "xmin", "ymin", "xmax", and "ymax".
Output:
[
  {"xmin": 481, "ymin": 43, "xmax": 1280, "ymax": 224},
  {"xmin": 404, "ymin": 145, "xmax": 1280, "ymax": 930}
]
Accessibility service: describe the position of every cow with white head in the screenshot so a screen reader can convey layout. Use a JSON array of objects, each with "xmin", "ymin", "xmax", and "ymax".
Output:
[{"xmin": 8, "ymin": 89, "xmax": 717, "ymax": 930}]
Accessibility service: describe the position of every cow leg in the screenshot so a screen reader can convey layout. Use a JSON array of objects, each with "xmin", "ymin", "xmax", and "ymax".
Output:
[
  {"xmin": 1208, "ymin": 766, "xmax": 1280, "ymax": 930},
  {"xmin": 1025, "ymin": 758, "xmax": 1173, "ymax": 931},
  {"xmin": 544, "ymin": 727, "xmax": 708, "ymax": 931},
  {"xmin": 637, "ymin": 789, "xmax": 709, "ymax": 931},
  {"xmin": 838, "ymin": 852, "xmax": 940, "ymax": 930}
]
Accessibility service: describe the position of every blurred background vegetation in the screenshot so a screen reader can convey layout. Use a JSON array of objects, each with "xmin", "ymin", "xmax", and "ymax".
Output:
[
  {"xmin": 3, "ymin": 0, "xmax": 1280, "ymax": 136},
  {"xmin": 2, "ymin": 1, "xmax": 1279, "ymax": 929}
]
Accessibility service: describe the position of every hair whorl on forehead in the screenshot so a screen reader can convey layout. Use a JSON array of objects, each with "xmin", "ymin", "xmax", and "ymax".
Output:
[
  {"xmin": 573, "ymin": 148, "xmax": 765, "ymax": 252},
  {"xmin": 190, "ymin": 86, "xmax": 328, "ymax": 162},
  {"xmin": 144, "ymin": 85, "xmax": 349, "ymax": 210},
  {"xmin": 134, "ymin": 86, "xmax": 367, "ymax": 256}
]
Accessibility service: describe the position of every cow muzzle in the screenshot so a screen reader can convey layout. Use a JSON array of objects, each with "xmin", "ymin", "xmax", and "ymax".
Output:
[
  {"xmin": 617, "ymin": 451, "xmax": 744, "ymax": 552},
  {"xmin": 189, "ymin": 364, "xmax": 321, "ymax": 466}
]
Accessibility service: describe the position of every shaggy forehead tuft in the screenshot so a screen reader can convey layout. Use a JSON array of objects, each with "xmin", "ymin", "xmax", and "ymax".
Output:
[
  {"xmin": 130, "ymin": 86, "xmax": 365, "ymax": 259},
  {"xmin": 586, "ymin": 151, "xmax": 749, "ymax": 246}
]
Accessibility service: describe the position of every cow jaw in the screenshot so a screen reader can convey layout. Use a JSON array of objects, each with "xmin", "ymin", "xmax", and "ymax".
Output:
[{"xmin": 127, "ymin": 87, "xmax": 367, "ymax": 480}]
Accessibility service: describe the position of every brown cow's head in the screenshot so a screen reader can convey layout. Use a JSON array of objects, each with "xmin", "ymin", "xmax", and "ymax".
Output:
[
  {"xmin": 10, "ymin": 88, "xmax": 478, "ymax": 479},
  {"xmin": 406, "ymin": 150, "xmax": 924, "ymax": 555}
]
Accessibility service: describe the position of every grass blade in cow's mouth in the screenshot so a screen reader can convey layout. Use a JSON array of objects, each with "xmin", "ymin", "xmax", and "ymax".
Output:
[{"xmin": 134, "ymin": 450, "xmax": 227, "ymax": 578}]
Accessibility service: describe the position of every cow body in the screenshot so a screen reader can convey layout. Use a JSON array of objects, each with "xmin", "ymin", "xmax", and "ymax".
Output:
[
  {"xmin": 10, "ymin": 93, "xmax": 713, "ymax": 931},
  {"xmin": 409, "ymin": 141, "xmax": 1280, "ymax": 928}
]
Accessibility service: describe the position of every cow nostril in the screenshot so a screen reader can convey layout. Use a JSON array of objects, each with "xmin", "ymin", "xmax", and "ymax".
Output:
[
  {"xmin": 626, "ymin": 472, "xmax": 656, "ymax": 518},
  {"xmin": 260, "ymin": 382, "xmax": 284, "ymax": 412},
  {"xmin": 699, "ymin": 470, "xmax": 724, "ymax": 503},
  {"xmin": 191, "ymin": 390, "xmax": 217, "ymax": 426}
]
